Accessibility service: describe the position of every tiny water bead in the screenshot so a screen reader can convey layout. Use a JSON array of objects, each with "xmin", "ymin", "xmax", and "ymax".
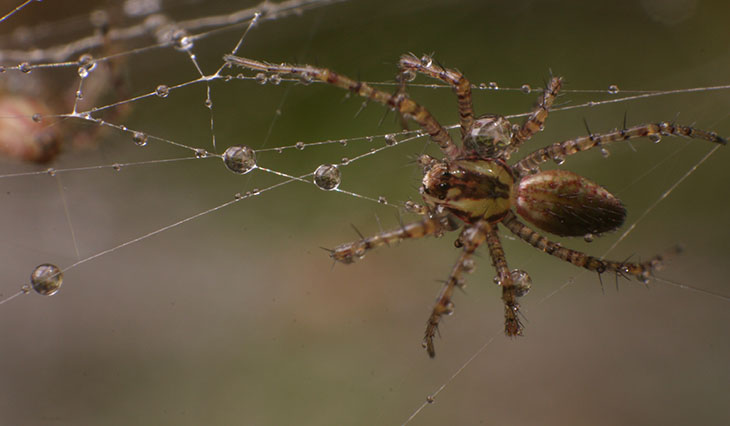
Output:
[
  {"xmin": 313, "ymin": 164, "xmax": 341, "ymax": 190},
  {"xmin": 384, "ymin": 134, "xmax": 397, "ymax": 146},
  {"xmin": 132, "ymin": 131, "xmax": 148, "ymax": 146},
  {"xmin": 155, "ymin": 84, "xmax": 170, "ymax": 98},
  {"xmin": 649, "ymin": 134, "xmax": 662, "ymax": 143},
  {"xmin": 255, "ymin": 72, "xmax": 267, "ymax": 84},
  {"xmin": 31, "ymin": 113, "xmax": 42, "ymax": 123},
  {"xmin": 268, "ymin": 74, "xmax": 282, "ymax": 85},
  {"xmin": 18, "ymin": 62, "xmax": 31, "ymax": 73},
  {"xmin": 30, "ymin": 263, "xmax": 63, "ymax": 296},
  {"xmin": 607, "ymin": 84, "xmax": 620, "ymax": 94},
  {"xmin": 77, "ymin": 54, "xmax": 96, "ymax": 79},
  {"xmin": 295, "ymin": 141, "xmax": 305, "ymax": 150},
  {"xmin": 520, "ymin": 84, "xmax": 531, "ymax": 94},
  {"xmin": 222, "ymin": 145, "xmax": 257, "ymax": 174}
]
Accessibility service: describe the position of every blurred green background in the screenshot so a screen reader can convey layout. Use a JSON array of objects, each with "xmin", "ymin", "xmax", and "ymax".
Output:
[{"xmin": 1, "ymin": 0, "xmax": 729, "ymax": 425}]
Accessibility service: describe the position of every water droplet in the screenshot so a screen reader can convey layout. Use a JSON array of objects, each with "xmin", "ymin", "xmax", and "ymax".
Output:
[
  {"xmin": 462, "ymin": 258, "xmax": 475, "ymax": 273},
  {"xmin": 295, "ymin": 141, "xmax": 305, "ymax": 150},
  {"xmin": 299, "ymin": 73, "xmax": 313, "ymax": 85},
  {"xmin": 419, "ymin": 54, "xmax": 433, "ymax": 67},
  {"xmin": 268, "ymin": 74, "xmax": 282, "ymax": 85},
  {"xmin": 340, "ymin": 157, "xmax": 350, "ymax": 165},
  {"xmin": 222, "ymin": 145, "xmax": 257, "ymax": 174},
  {"xmin": 254, "ymin": 72, "xmax": 267, "ymax": 84},
  {"xmin": 384, "ymin": 134, "xmax": 397, "ymax": 146},
  {"xmin": 252, "ymin": 188, "xmax": 260, "ymax": 195},
  {"xmin": 19, "ymin": 62, "xmax": 31, "ymax": 73},
  {"xmin": 194, "ymin": 148, "xmax": 209, "ymax": 158},
  {"xmin": 30, "ymin": 263, "xmax": 63, "ymax": 296},
  {"xmin": 204, "ymin": 98, "xmax": 212, "ymax": 108},
  {"xmin": 607, "ymin": 84, "xmax": 620, "ymax": 94},
  {"xmin": 520, "ymin": 84, "xmax": 531, "ymax": 94},
  {"xmin": 275, "ymin": 147, "xmax": 283, "ymax": 154},
  {"xmin": 510, "ymin": 269, "xmax": 532, "ymax": 297},
  {"xmin": 443, "ymin": 301, "xmax": 455, "ymax": 315},
  {"xmin": 478, "ymin": 82, "xmax": 487, "ymax": 89},
  {"xmin": 400, "ymin": 69, "xmax": 416, "ymax": 82},
  {"xmin": 234, "ymin": 192, "xmax": 243, "ymax": 200},
  {"xmin": 600, "ymin": 148, "xmax": 610, "ymax": 158},
  {"xmin": 173, "ymin": 32, "xmax": 193, "ymax": 51},
  {"xmin": 338, "ymin": 139, "xmax": 347, "ymax": 146},
  {"xmin": 132, "ymin": 131, "xmax": 148, "ymax": 147},
  {"xmin": 583, "ymin": 233, "xmax": 595, "ymax": 243},
  {"xmin": 313, "ymin": 164, "xmax": 341, "ymax": 191},
  {"xmin": 488, "ymin": 81, "xmax": 499, "ymax": 90},
  {"xmin": 46, "ymin": 168, "xmax": 56, "ymax": 176},
  {"xmin": 112, "ymin": 163, "xmax": 122, "ymax": 171},
  {"xmin": 378, "ymin": 196, "xmax": 387, "ymax": 204},
  {"xmin": 426, "ymin": 395, "xmax": 435, "ymax": 404},
  {"xmin": 76, "ymin": 54, "xmax": 96, "ymax": 79},
  {"xmin": 75, "ymin": 90, "xmax": 83, "ymax": 100},
  {"xmin": 31, "ymin": 113, "xmax": 42, "ymax": 123},
  {"xmin": 365, "ymin": 136, "xmax": 374, "ymax": 143},
  {"xmin": 552, "ymin": 154, "xmax": 565, "ymax": 165},
  {"xmin": 649, "ymin": 134, "xmax": 662, "ymax": 143},
  {"xmin": 155, "ymin": 84, "xmax": 170, "ymax": 98},
  {"xmin": 0, "ymin": 66, "xmax": 5, "ymax": 73}
]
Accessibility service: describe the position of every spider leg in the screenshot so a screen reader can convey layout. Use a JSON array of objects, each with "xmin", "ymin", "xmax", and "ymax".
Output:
[
  {"xmin": 512, "ymin": 121, "xmax": 727, "ymax": 177},
  {"xmin": 398, "ymin": 53, "xmax": 474, "ymax": 140},
  {"xmin": 501, "ymin": 211, "xmax": 663, "ymax": 282},
  {"xmin": 224, "ymin": 55, "xmax": 461, "ymax": 159},
  {"xmin": 504, "ymin": 76, "xmax": 563, "ymax": 158},
  {"xmin": 424, "ymin": 220, "xmax": 489, "ymax": 357},
  {"xmin": 330, "ymin": 212, "xmax": 458, "ymax": 264},
  {"xmin": 483, "ymin": 220, "xmax": 524, "ymax": 337}
]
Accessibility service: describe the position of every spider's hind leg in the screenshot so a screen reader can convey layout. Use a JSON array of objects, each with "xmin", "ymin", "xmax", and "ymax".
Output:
[{"xmin": 501, "ymin": 211, "xmax": 666, "ymax": 282}]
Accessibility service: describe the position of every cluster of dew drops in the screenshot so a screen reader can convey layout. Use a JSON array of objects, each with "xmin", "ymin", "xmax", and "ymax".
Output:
[{"xmin": 24, "ymin": 143, "xmax": 342, "ymax": 298}]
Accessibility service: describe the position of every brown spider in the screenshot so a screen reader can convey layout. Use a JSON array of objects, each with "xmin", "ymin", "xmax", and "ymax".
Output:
[{"xmin": 224, "ymin": 53, "xmax": 726, "ymax": 357}]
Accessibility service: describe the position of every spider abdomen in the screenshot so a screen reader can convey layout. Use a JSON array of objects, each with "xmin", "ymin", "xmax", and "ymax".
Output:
[
  {"xmin": 421, "ymin": 157, "xmax": 514, "ymax": 223},
  {"xmin": 515, "ymin": 170, "xmax": 625, "ymax": 237}
]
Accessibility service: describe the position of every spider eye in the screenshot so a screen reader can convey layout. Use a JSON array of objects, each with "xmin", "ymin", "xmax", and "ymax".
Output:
[{"xmin": 438, "ymin": 182, "xmax": 449, "ymax": 191}]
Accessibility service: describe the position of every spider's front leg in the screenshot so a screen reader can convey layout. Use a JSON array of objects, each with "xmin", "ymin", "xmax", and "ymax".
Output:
[
  {"xmin": 398, "ymin": 53, "xmax": 474, "ymax": 140},
  {"xmin": 224, "ymin": 55, "xmax": 461, "ymax": 159},
  {"xmin": 329, "ymin": 211, "xmax": 458, "ymax": 264},
  {"xmin": 503, "ymin": 76, "xmax": 563, "ymax": 159}
]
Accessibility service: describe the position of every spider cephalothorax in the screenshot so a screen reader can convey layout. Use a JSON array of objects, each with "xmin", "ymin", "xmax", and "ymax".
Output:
[{"xmin": 225, "ymin": 53, "xmax": 727, "ymax": 357}]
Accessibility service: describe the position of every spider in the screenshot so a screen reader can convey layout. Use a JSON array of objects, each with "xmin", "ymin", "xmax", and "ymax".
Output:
[{"xmin": 224, "ymin": 53, "xmax": 726, "ymax": 357}]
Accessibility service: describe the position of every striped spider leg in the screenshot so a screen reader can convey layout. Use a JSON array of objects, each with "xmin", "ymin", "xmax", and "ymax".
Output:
[
  {"xmin": 223, "ymin": 55, "xmax": 461, "ymax": 159},
  {"xmin": 225, "ymin": 54, "xmax": 727, "ymax": 357}
]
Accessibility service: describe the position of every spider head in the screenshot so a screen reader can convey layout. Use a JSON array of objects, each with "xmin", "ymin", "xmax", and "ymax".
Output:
[
  {"xmin": 462, "ymin": 115, "xmax": 514, "ymax": 158},
  {"xmin": 420, "ymin": 157, "xmax": 514, "ymax": 223}
]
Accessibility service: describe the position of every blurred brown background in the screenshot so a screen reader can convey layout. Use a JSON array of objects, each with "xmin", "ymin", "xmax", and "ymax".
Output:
[{"xmin": 1, "ymin": 0, "xmax": 729, "ymax": 424}]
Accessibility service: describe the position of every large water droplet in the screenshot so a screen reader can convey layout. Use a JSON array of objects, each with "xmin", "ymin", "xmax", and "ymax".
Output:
[
  {"xmin": 384, "ymin": 134, "xmax": 397, "ymax": 146},
  {"xmin": 30, "ymin": 263, "xmax": 63, "ymax": 296},
  {"xmin": 510, "ymin": 269, "xmax": 532, "ymax": 297},
  {"xmin": 420, "ymin": 54, "xmax": 433, "ymax": 67},
  {"xmin": 313, "ymin": 164, "xmax": 341, "ymax": 190},
  {"xmin": 222, "ymin": 145, "xmax": 257, "ymax": 174},
  {"xmin": 132, "ymin": 131, "xmax": 148, "ymax": 147},
  {"xmin": 155, "ymin": 84, "xmax": 170, "ymax": 98},
  {"xmin": 255, "ymin": 73, "xmax": 267, "ymax": 84}
]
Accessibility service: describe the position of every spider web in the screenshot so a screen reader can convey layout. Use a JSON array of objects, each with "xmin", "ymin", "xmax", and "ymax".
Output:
[{"xmin": 1, "ymin": 1, "xmax": 729, "ymax": 425}]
